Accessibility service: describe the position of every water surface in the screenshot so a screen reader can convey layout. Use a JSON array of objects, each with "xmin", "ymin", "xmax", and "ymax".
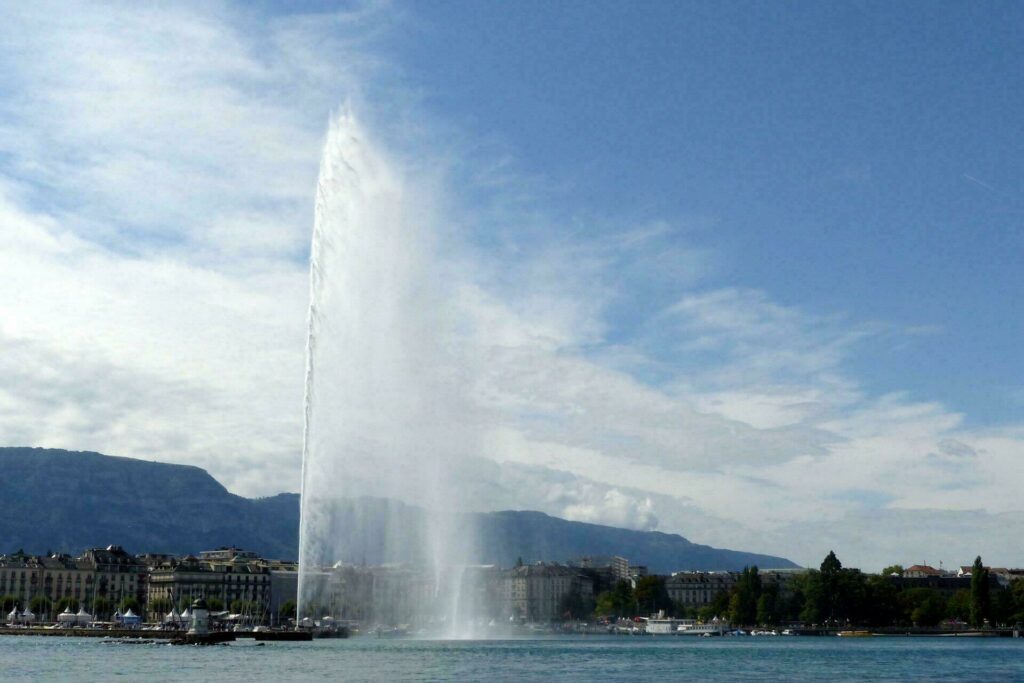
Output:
[{"xmin": 2, "ymin": 635, "xmax": 1022, "ymax": 681}]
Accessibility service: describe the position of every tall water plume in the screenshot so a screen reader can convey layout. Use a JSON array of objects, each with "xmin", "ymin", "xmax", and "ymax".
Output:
[{"xmin": 298, "ymin": 110, "xmax": 481, "ymax": 634}]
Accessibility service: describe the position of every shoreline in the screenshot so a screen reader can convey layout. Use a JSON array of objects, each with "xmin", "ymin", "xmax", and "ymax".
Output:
[
  {"xmin": 0, "ymin": 627, "xmax": 311, "ymax": 643},
  {"xmin": 1, "ymin": 627, "xmax": 1018, "ymax": 640}
]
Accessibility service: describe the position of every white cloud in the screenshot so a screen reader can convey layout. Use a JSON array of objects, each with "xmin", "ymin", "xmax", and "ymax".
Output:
[{"xmin": 563, "ymin": 489, "xmax": 660, "ymax": 531}]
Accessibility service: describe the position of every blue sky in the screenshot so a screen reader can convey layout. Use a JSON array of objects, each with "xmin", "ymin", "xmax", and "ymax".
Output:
[
  {"xmin": 381, "ymin": 0, "xmax": 1024, "ymax": 425},
  {"xmin": 0, "ymin": 0, "xmax": 1021, "ymax": 569}
]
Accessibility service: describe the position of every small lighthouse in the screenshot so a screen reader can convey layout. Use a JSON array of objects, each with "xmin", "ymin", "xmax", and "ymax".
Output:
[{"xmin": 188, "ymin": 598, "xmax": 210, "ymax": 636}]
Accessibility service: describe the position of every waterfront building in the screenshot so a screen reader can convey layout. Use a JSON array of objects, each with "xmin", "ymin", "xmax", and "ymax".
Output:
[
  {"xmin": 268, "ymin": 565, "xmax": 298, "ymax": 624},
  {"xmin": 146, "ymin": 550, "xmax": 271, "ymax": 622},
  {"xmin": 199, "ymin": 547, "xmax": 260, "ymax": 563},
  {"xmin": 0, "ymin": 546, "xmax": 146, "ymax": 619},
  {"xmin": 892, "ymin": 573, "xmax": 998, "ymax": 598},
  {"xmin": 610, "ymin": 556, "xmax": 647, "ymax": 583},
  {"xmin": 905, "ymin": 565, "xmax": 944, "ymax": 578},
  {"xmin": 957, "ymin": 564, "xmax": 1014, "ymax": 587},
  {"xmin": 503, "ymin": 562, "xmax": 594, "ymax": 622},
  {"xmin": 665, "ymin": 571, "xmax": 736, "ymax": 608},
  {"xmin": 77, "ymin": 545, "xmax": 148, "ymax": 611},
  {"xmin": 38, "ymin": 554, "xmax": 94, "ymax": 608},
  {"xmin": 299, "ymin": 562, "xmax": 505, "ymax": 627},
  {"xmin": 567, "ymin": 558, "xmax": 619, "ymax": 595},
  {"xmin": 611, "ymin": 556, "xmax": 630, "ymax": 581},
  {"xmin": 0, "ymin": 551, "xmax": 42, "ymax": 609},
  {"xmin": 323, "ymin": 564, "xmax": 437, "ymax": 626},
  {"xmin": 577, "ymin": 566, "xmax": 617, "ymax": 595}
]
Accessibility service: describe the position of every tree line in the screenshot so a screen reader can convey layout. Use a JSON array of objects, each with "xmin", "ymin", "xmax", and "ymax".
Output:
[{"xmin": 590, "ymin": 553, "xmax": 1024, "ymax": 628}]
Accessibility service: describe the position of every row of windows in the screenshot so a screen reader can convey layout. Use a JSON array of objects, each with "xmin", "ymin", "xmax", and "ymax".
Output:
[
  {"xmin": 2, "ymin": 571, "xmax": 137, "ymax": 583},
  {"xmin": 667, "ymin": 590, "xmax": 720, "ymax": 603}
]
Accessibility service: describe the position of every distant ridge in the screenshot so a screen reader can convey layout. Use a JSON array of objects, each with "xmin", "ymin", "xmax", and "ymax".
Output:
[
  {"xmin": 0, "ymin": 447, "xmax": 796, "ymax": 571},
  {"xmin": 0, "ymin": 447, "xmax": 299, "ymax": 560},
  {"xmin": 476, "ymin": 509, "xmax": 796, "ymax": 571}
]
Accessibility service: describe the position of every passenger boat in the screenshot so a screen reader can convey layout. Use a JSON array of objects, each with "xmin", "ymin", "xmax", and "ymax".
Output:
[
  {"xmin": 643, "ymin": 613, "xmax": 727, "ymax": 636},
  {"xmin": 676, "ymin": 619, "xmax": 727, "ymax": 636}
]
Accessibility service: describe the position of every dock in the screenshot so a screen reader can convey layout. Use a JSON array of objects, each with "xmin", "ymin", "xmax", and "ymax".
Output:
[{"xmin": 0, "ymin": 627, "xmax": 312, "ymax": 643}]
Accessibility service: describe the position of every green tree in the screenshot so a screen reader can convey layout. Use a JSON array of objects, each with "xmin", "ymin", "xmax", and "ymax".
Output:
[
  {"xmin": 798, "ymin": 570, "xmax": 824, "ymax": 624},
  {"xmin": 54, "ymin": 596, "xmax": 80, "ymax": 614},
  {"xmin": 795, "ymin": 552, "xmax": 867, "ymax": 626},
  {"xmin": 778, "ymin": 571, "xmax": 811, "ymax": 623},
  {"xmin": 207, "ymin": 597, "xmax": 225, "ymax": 612},
  {"xmin": 729, "ymin": 566, "xmax": 762, "ymax": 626},
  {"xmin": 1007, "ymin": 580, "xmax": 1024, "ymax": 625},
  {"xmin": 756, "ymin": 585, "xmax": 780, "ymax": 625},
  {"xmin": 837, "ymin": 569, "xmax": 868, "ymax": 625},
  {"xmin": 946, "ymin": 589, "xmax": 971, "ymax": 623},
  {"xmin": 673, "ymin": 602, "xmax": 698, "ymax": 619},
  {"xmin": 0, "ymin": 595, "xmax": 18, "ymax": 613},
  {"xmin": 862, "ymin": 574, "xmax": 901, "ymax": 627},
  {"xmin": 901, "ymin": 588, "xmax": 946, "ymax": 627},
  {"xmin": 29, "ymin": 595, "xmax": 52, "ymax": 618},
  {"xmin": 119, "ymin": 596, "xmax": 141, "ymax": 615},
  {"xmin": 698, "ymin": 590, "xmax": 731, "ymax": 623},
  {"xmin": 230, "ymin": 599, "xmax": 255, "ymax": 614},
  {"xmin": 279, "ymin": 599, "xmax": 297, "ymax": 621},
  {"xmin": 881, "ymin": 565, "xmax": 904, "ymax": 577},
  {"xmin": 92, "ymin": 597, "xmax": 112, "ymax": 619},
  {"xmin": 990, "ymin": 587, "xmax": 1015, "ymax": 627},
  {"xmin": 595, "ymin": 580, "xmax": 636, "ymax": 618},
  {"xmin": 820, "ymin": 551, "xmax": 843, "ymax": 625},
  {"xmin": 148, "ymin": 597, "xmax": 172, "ymax": 620},
  {"xmin": 634, "ymin": 576, "xmax": 671, "ymax": 615},
  {"xmin": 594, "ymin": 591, "xmax": 618, "ymax": 617},
  {"xmin": 614, "ymin": 579, "xmax": 636, "ymax": 616},
  {"xmin": 301, "ymin": 601, "xmax": 325, "ymax": 619},
  {"xmin": 913, "ymin": 597, "xmax": 947, "ymax": 627},
  {"xmin": 970, "ymin": 556, "xmax": 990, "ymax": 628}
]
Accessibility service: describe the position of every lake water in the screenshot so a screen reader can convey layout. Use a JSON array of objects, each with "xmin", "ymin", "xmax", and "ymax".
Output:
[{"xmin": 2, "ymin": 635, "xmax": 1022, "ymax": 681}]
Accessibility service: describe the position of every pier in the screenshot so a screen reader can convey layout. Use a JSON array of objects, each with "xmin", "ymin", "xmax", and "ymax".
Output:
[{"xmin": 0, "ymin": 627, "xmax": 312, "ymax": 643}]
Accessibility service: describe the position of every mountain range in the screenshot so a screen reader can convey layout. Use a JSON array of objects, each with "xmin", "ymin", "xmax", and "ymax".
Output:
[{"xmin": 0, "ymin": 447, "xmax": 796, "ymax": 572}]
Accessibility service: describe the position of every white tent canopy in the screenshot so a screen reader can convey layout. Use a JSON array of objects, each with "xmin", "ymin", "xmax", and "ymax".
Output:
[{"xmin": 76, "ymin": 607, "xmax": 93, "ymax": 624}]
